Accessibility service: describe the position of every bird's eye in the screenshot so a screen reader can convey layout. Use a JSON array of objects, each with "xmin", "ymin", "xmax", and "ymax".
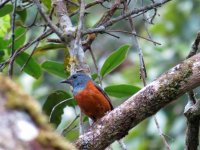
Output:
[{"xmin": 73, "ymin": 75, "xmax": 77, "ymax": 79}]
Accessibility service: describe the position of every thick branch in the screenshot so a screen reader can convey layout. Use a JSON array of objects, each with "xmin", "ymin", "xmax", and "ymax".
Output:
[
  {"xmin": 52, "ymin": 0, "xmax": 89, "ymax": 73},
  {"xmin": 0, "ymin": 75, "xmax": 76, "ymax": 150},
  {"xmin": 75, "ymin": 53, "xmax": 200, "ymax": 149},
  {"xmin": 184, "ymin": 98, "xmax": 200, "ymax": 150},
  {"xmin": 184, "ymin": 32, "xmax": 200, "ymax": 150}
]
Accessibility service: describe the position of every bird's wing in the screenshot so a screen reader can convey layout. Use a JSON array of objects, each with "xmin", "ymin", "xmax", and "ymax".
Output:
[{"xmin": 93, "ymin": 82, "xmax": 114, "ymax": 110}]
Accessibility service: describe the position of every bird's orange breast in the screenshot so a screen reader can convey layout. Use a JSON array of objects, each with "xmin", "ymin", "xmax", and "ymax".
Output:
[{"xmin": 74, "ymin": 81, "xmax": 112, "ymax": 121}]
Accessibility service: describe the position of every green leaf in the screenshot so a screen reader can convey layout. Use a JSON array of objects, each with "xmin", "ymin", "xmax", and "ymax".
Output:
[
  {"xmin": 0, "ymin": 37, "xmax": 9, "ymax": 49},
  {"xmin": 43, "ymin": 90, "xmax": 76, "ymax": 126},
  {"xmin": 14, "ymin": 27, "xmax": 26, "ymax": 50},
  {"xmin": 6, "ymin": 27, "xmax": 26, "ymax": 55},
  {"xmin": 100, "ymin": 45, "xmax": 130, "ymax": 77},
  {"xmin": 34, "ymin": 43, "xmax": 65, "ymax": 55},
  {"xmin": 41, "ymin": 0, "xmax": 52, "ymax": 10},
  {"xmin": 91, "ymin": 73, "xmax": 98, "ymax": 80},
  {"xmin": 0, "ymin": 50, "xmax": 5, "ymax": 62},
  {"xmin": 0, "ymin": 14, "xmax": 10, "ymax": 37},
  {"xmin": 16, "ymin": 9, "xmax": 27, "ymax": 24},
  {"xmin": 0, "ymin": 4, "xmax": 13, "ymax": 17},
  {"xmin": 15, "ymin": 52, "xmax": 42, "ymax": 79},
  {"xmin": 41, "ymin": 60, "xmax": 69, "ymax": 78},
  {"xmin": 104, "ymin": 84, "xmax": 140, "ymax": 98}
]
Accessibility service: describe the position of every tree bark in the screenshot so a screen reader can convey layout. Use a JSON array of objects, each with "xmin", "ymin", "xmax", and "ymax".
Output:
[
  {"xmin": 0, "ymin": 75, "xmax": 76, "ymax": 150},
  {"xmin": 75, "ymin": 53, "xmax": 200, "ymax": 150}
]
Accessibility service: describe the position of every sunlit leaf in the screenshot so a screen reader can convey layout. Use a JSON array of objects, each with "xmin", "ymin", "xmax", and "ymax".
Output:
[
  {"xmin": 15, "ymin": 52, "xmax": 42, "ymax": 79},
  {"xmin": 41, "ymin": 0, "xmax": 51, "ymax": 10},
  {"xmin": 41, "ymin": 60, "xmax": 69, "ymax": 78},
  {"xmin": 0, "ymin": 15, "xmax": 10, "ymax": 36},
  {"xmin": 43, "ymin": 90, "xmax": 76, "ymax": 126},
  {"xmin": 100, "ymin": 45, "xmax": 130, "ymax": 77},
  {"xmin": 66, "ymin": 0, "xmax": 79, "ymax": 13},
  {"xmin": 104, "ymin": 84, "xmax": 140, "ymax": 98}
]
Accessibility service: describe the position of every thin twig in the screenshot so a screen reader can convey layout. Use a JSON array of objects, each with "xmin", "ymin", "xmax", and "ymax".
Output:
[
  {"xmin": 141, "ymin": 0, "xmax": 155, "ymax": 46},
  {"xmin": 9, "ymin": 0, "xmax": 18, "ymax": 77},
  {"xmin": 84, "ymin": 0, "xmax": 172, "ymax": 35},
  {"xmin": 8, "ymin": 29, "xmax": 28, "ymax": 48},
  {"xmin": 123, "ymin": 0, "xmax": 147, "ymax": 82},
  {"xmin": 62, "ymin": 114, "xmax": 80, "ymax": 135},
  {"xmin": 21, "ymin": 14, "xmax": 50, "ymax": 71},
  {"xmin": 49, "ymin": 97, "xmax": 74, "ymax": 122},
  {"xmin": 85, "ymin": 0, "xmax": 105, "ymax": 8},
  {"xmin": 49, "ymin": 7, "xmax": 54, "ymax": 20},
  {"xmin": 33, "ymin": 0, "xmax": 63, "ymax": 39},
  {"xmin": 20, "ymin": 39, "xmax": 40, "ymax": 72},
  {"xmin": 103, "ymin": 31, "xmax": 120, "ymax": 39},
  {"xmin": 153, "ymin": 116, "xmax": 171, "ymax": 150},
  {"xmin": 47, "ymin": 38, "xmax": 62, "ymax": 43},
  {"xmin": 141, "ymin": 1, "xmax": 170, "ymax": 147},
  {"xmin": 123, "ymin": 1, "xmax": 170, "ymax": 150},
  {"xmin": 88, "ymin": 47, "xmax": 102, "ymax": 86},
  {"xmin": 0, "ymin": 29, "xmax": 53, "ymax": 71},
  {"xmin": 69, "ymin": 0, "xmax": 106, "ymax": 17},
  {"xmin": 107, "ymin": 29, "xmax": 161, "ymax": 45},
  {"xmin": 149, "ymin": 0, "xmax": 157, "ymax": 24},
  {"xmin": 95, "ymin": 0, "xmax": 122, "ymax": 27}
]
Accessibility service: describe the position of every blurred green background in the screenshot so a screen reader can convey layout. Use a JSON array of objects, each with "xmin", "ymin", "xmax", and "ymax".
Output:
[{"xmin": 0, "ymin": 0, "xmax": 200, "ymax": 149}]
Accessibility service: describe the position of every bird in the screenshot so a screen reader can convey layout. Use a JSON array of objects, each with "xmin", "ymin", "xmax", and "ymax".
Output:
[
  {"xmin": 61, "ymin": 73, "xmax": 127, "ymax": 149},
  {"xmin": 61, "ymin": 73, "xmax": 113, "ymax": 122}
]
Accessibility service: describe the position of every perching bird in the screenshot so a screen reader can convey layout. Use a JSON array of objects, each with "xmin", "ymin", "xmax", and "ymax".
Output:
[
  {"xmin": 61, "ymin": 73, "xmax": 127, "ymax": 149},
  {"xmin": 61, "ymin": 73, "xmax": 113, "ymax": 121}
]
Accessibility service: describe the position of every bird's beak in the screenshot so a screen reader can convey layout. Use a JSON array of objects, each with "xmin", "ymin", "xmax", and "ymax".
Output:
[{"xmin": 60, "ymin": 79, "xmax": 72, "ymax": 84}]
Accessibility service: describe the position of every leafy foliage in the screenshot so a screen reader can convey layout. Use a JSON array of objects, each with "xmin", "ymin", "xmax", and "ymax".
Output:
[
  {"xmin": 104, "ymin": 84, "xmax": 140, "ymax": 98},
  {"xmin": 43, "ymin": 90, "xmax": 76, "ymax": 126},
  {"xmin": 34, "ymin": 43, "xmax": 65, "ymax": 54},
  {"xmin": 15, "ymin": 52, "xmax": 42, "ymax": 79},
  {"xmin": 0, "ymin": 0, "xmax": 199, "ymax": 149},
  {"xmin": 0, "ymin": 4, "xmax": 13, "ymax": 17},
  {"xmin": 41, "ymin": 61, "xmax": 69, "ymax": 78},
  {"xmin": 100, "ymin": 45, "xmax": 130, "ymax": 78}
]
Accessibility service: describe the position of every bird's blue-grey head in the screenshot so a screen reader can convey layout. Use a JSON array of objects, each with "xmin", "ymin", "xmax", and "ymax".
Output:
[{"xmin": 61, "ymin": 73, "xmax": 92, "ymax": 95}]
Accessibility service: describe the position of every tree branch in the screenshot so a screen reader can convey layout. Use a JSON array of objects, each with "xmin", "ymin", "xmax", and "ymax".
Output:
[
  {"xmin": 184, "ymin": 32, "xmax": 200, "ymax": 150},
  {"xmin": 84, "ymin": 0, "xmax": 172, "ymax": 34},
  {"xmin": 52, "ymin": 0, "xmax": 89, "ymax": 74},
  {"xmin": 75, "ymin": 53, "xmax": 200, "ymax": 150},
  {"xmin": 33, "ymin": 0, "xmax": 63, "ymax": 39},
  {"xmin": 184, "ymin": 95, "xmax": 200, "ymax": 150},
  {"xmin": 0, "ymin": 75, "xmax": 76, "ymax": 150}
]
